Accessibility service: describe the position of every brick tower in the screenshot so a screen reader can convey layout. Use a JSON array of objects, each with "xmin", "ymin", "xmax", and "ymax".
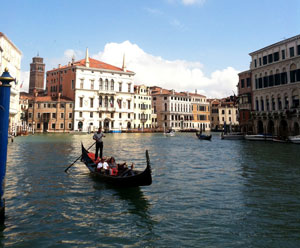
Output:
[{"xmin": 29, "ymin": 54, "xmax": 45, "ymax": 93}]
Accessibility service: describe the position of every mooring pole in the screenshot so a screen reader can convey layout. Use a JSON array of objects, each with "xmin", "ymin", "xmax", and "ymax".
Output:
[{"xmin": 0, "ymin": 68, "xmax": 15, "ymax": 223}]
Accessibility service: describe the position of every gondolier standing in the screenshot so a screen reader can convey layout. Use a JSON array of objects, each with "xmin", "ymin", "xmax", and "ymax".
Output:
[{"xmin": 93, "ymin": 127, "xmax": 105, "ymax": 159}]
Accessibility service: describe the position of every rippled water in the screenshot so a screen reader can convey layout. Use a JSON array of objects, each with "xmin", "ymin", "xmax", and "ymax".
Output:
[{"xmin": 2, "ymin": 132, "xmax": 300, "ymax": 247}]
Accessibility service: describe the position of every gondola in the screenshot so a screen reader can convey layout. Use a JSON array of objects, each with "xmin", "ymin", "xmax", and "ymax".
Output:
[
  {"xmin": 81, "ymin": 144, "xmax": 152, "ymax": 187},
  {"xmin": 195, "ymin": 132, "xmax": 212, "ymax": 140}
]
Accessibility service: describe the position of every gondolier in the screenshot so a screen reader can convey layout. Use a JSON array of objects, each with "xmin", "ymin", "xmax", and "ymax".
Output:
[{"xmin": 93, "ymin": 127, "xmax": 105, "ymax": 159}]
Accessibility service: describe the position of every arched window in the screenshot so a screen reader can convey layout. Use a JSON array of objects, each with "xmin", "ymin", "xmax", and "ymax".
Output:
[
  {"xmin": 260, "ymin": 97, "xmax": 264, "ymax": 111},
  {"xmin": 105, "ymin": 96, "xmax": 108, "ymax": 107},
  {"xmin": 111, "ymin": 79, "xmax": 114, "ymax": 91},
  {"xmin": 277, "ymin": 94, "xmax": 282, "ymax": 110},
  {"xmin": 292, "ymin": 90, "xmax": 299, "ymax": 108},
  {"xmin": 271, "ymin": 95, "xmax": 275, "ymax": 110},
  {"xmin": 110, "ymin": 96, "xmax": 114, "ymax": 107},
  {"xmin": 99, "ymin": 78, "xmax": 103, "ymax": 90},
  {"xmin": 284, "ymin": 94, "xmax": 289, "ymax": 109},
  {"xmin": 105, "ymin": 79, "xmax": 109, "ymax": 90}
]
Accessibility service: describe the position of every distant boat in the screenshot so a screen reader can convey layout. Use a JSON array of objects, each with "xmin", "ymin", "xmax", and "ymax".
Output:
[
  {"xmin": 221, "ymin": 132, "xmax": 244, "ymax": 140},
  {"xmin": 288, "ymin": 135, "xmax": 300, "ymax": 144},
  {"xmin": 164, "ymin": 128, "xmax": 175, "ymax": 136},
  {"xmin": 244, "ymin": 134, "xmax": 273, "ymax": 141},
  {"xmin": 195, "ymin": 132, "xmax": 212, "ymax": 140}
]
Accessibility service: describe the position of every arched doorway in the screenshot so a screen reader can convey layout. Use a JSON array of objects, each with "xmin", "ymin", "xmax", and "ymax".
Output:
[
  {"xmin": 293, "ymin": 122, "xmax": 299, "ymax": 135},
  {"xmin": 279, "ymin": 119, "xmax": 288, "ymax": 138},
  {"xmin": 127, "ymin": 122, "xmax": 131, "ymax": 129},
  {"xmin": 78, "ymin": 121, "xmax": 83, "ymax": 131},
  {"xmin": 257, "ymin": 120, "xmax": 264, "ymax": 134},
  {"xmin": 267, "ymin": 120, "xmax": 275, "ymax": 135}
]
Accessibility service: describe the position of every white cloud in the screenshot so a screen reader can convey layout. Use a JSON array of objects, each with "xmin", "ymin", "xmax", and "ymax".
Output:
[
  {"xmin": 92, "ymin": 41, "xmax": 239, "ymax": 98},
  {"xmin": 20, "ymin": 41, "xmax": 239, "ymax": 98},
  {"xmin": 181, "ymin": 0, "xmax": 206, "ymax": 5},
  {"xmin": 167, "ymin": 0, "xmax": 206, "ymax": 6}
]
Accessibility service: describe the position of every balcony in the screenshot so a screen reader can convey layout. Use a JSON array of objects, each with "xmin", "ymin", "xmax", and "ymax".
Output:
[
  {"xmin": 98, "ymin": 89, "xmax": 116, "ymax": 95},
  {"xmin": 98, "ymin": 106, "xmax": 116, "ymax": 112}
]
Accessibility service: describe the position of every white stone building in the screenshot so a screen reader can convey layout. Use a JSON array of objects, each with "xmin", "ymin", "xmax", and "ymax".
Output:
[
  {"xmin": 0, "ymin": 32, "xmax": 22, "ymax": 134},
  {"xmin": 46, "ymin": 50, "xmax": 135, "ymax": 132},
  {"xmin": 133, "ymin": 85, "xmax": 153, "ymax": 130}
]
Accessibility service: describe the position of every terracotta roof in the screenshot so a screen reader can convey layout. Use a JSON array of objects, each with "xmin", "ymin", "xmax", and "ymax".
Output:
[
  {"xmin": 21, "ymin": 94, "xmax": 73, "ymax": 102},
  {"xmin": 48, "ymin": 57, "xmax": 134, "ymax": 74}
]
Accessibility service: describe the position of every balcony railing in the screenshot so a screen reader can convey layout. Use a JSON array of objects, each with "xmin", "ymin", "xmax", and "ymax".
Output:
[{"xmin": 98, "ymin": 106, "xmax": 116, "ymax": 112}]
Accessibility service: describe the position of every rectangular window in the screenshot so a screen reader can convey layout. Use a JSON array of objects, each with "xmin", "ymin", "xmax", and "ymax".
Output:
[
  {"xmin": 37, "ymin": 113, "xmax": 41, "ymax": 118},
  {"xmin": 37, "ymin": 123, "xmax": 41, "ymax": 129},
  {"xmin": 80, "ymin": 97, "xmax": 83, "ymax": 108},
  {"xmin": 128, "ymin": 84, "xmax": 131, "ymax": 93},
  {"xmin": 60, "ymin": 123, "xmax": 64, "ymax": 129},
  {"xmin": 90, "ymin": 98, "xmax": 94, "ymax": 108},
  {"xmin": 246, "ymin": 78, "xmax": 251, "ymax": 87},
  {"xmin": 52, "ymin": 113, "xmax": 56, "ymax": 118},
  {"xmin": 90, "ymin": 112, "xmax": 93, "ymax": 118},
  {"xmin": 79, "ymin": 112, "xmax": 82, "ymax": 117},
  {"xmin": 69, "ymin": 113, "xmax": 72, "ymax": 119},
  {"xmin": 268, "ymin": 54, "xmax": 273, "ymax": 63},
  {"xmin": 52, "ymin": 123, "xmax": 55, "ymax": 129},
  {"xmin": 263, "ymin": 56, "xmax": 267, "ymax": 65},
  {"xmin": 290, "ymin": 47, "xmax": 295, "ymax": 57},
  {"xmin": 119, "ymin": 113, "xmax": 122, "ymax": 118},
  {"xmin": 80, "ymin": 79, "xmax": 84, "ymax": 89},
  {"xmin": 254, "ymin": 59, "xmax": 257, "ymax": 68},
  {"xmin": 29, "ymin": 113, "xmax": 32, "ymax": 118},
  {"xmin": 61, "ymin": 113, "xmax": 64, "ymax": 119},
  {"xmin": 119, "ymin": 83, "xmax": 122, "ymax": 92},
  {"xmin": 241, "ymin": 79, "xmax": 245, "ymax": 88},
  {"xmin": 282, "ymin": 50, "xmax": 285, "ymax": 60},
  {"xmin": 259, "ymin": 58, "xmax": 262, "ymax": 66},
  {"xmin": 128, "ymin": 113, "xmax": 130, "ymax": 119},
  {"xmin": 90, "ymin": 80, "xmax": 94, "ymax": 90},
  {"xmin": 297, "ymin": 45, "xmax": 300, "ymax": 56},
  {"xmin": 127, "ymin": 100, "xmax": 131, "ymax": 109},
  {"xmin": 69, "ymin": 123, "xmax": 72, "ymax": 129},
  {"xmin": 274, "ymin": 52, "xmax": 279, "ymax": 61}
]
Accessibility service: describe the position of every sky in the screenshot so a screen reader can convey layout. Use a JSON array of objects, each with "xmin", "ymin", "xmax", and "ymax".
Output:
[{"xmin": 1, "ymin": 0, "xmax": 299, "ymax": 98}]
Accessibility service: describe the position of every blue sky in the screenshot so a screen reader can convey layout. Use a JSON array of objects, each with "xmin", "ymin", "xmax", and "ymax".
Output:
[{"xmin": 1, "ymin": 0, "xmax": 300, "ymax": 97}]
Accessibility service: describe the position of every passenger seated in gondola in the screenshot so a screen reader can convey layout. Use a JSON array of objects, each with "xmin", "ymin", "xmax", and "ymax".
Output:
[
  {"xmin": 97, "ymin": 158, "xmax": 109, "ymax": 174},
  {"xmin": 120, "ymin": 163, "xmax": 135, "ymax": 177},
  {"xmin": 108, "ymin": 157, "xmax": 118, "ymax": 176}
]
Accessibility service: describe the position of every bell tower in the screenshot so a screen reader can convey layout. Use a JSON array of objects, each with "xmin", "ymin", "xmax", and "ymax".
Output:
[{"xmin": 29, "ymin": 54, "xmax": 45, "ymax": 93}]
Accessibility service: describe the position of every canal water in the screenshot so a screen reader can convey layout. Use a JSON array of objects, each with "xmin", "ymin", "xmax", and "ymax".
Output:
[{"xmin": 2, "ymin": 132, "xmax": 300, "ymax": 247}]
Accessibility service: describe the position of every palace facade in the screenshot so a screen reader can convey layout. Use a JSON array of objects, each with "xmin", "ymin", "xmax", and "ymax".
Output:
[
  {"xmin": 46, "ymin": 49, "xmax": 135, "ymax": 132},
  {"xmin": 250, "ymin": 35, "xmax": 300, "ymax": 137}
]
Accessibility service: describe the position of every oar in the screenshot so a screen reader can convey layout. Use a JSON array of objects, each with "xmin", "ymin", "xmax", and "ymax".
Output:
[{"xmin": 64, "ymin": 142, "xmax": 96, "ymax": 173}]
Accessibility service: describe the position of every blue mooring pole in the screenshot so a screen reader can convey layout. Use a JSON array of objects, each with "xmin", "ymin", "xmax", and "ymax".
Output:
[{"xmin": 0, "ymin": 68, "xmax": 15, "ymax": 224}]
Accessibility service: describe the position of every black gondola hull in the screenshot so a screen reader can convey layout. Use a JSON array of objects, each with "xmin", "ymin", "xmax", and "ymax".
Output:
[
  {"xmin": 81, "ymin": 144, "xmax": 152, "ymax": 187},
  {"xmin": 196, "ymin": 133, "xmax": 212, "ymax": 140}
]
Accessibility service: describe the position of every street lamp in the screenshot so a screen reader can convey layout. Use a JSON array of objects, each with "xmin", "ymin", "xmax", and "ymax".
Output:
[{"xmin": 0, "ymin": 68, "xmax": 15, "ymax": 223}]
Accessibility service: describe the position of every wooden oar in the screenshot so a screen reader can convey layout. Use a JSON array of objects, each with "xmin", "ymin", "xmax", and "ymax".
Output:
[{"xmin": 64, "ymin": 142, "xmax": 96, "ymax": 173}]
